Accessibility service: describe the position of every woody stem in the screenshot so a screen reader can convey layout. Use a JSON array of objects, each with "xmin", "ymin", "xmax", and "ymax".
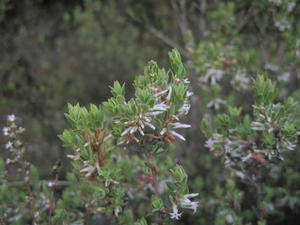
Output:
[
  {"xmin": 144, "ymin": 150, "xmax": 160, "ymax": 196},
  {"xmin": 255, "ymin": 165, "xmax": 265, "ymax": 222}
]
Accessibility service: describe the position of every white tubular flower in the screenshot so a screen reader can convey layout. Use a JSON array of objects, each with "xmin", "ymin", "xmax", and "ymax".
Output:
[
  {"xmin": 66, "ymin": 154, "xmax": 80, "ymax": 161},
  {"xmin": 160, "ymin": 128, "xmax": 167, "ymax": 135},
  {"xmin": 179, "ymin": 193, "xmax": 199, "ymax": 213},
  {"xmin": 154, "ymin": 88, "xmax": 169, "ymax": 97},
  {"xmin": 103, "ymin": 134, "xmax": 112, "ymax": 142},
  {"xmin": 83, "ymin": 142, "xmax": 90, "ymax": 147},
  {"xmin": 283, "ymin": 140, "xmax": 296, "ymax": 151},
  {"xmin": 166, "ymin": 87, "xmax": 172, "ymax": 100},
  {"xmin": 251, "ymin": 121, "xmax": 265, "ymax": 131},
  {"xmin": 121, "ymin": 127, "xmax": 132, "ymax": 136},
  {"xmin": 5, "ymin": 141, "xmax": 13, "ymax": 149},
  {"xmin": 171, "ymin": 122, "xmax": 191, "ymax": 129},
  {"xmin": 145, "ymin": 122, "xmax": 155, "ymax": 131},
  {"xmin": 7, "ymin": 114, "xmax": 16, "ymax": 122},
  {"xmin": 48, "ymin": 181, "xmax": 55, "ymax": 187},
  {"xmin": 114, "ymin": 206, "xmax": 121, "ymax": 217},
  {"xmin": 80, "ymin": 166, "xmax": 95, "ymax": 177},
  {"xmin": 3, "ymin": 127, "xmax": 9, "ymax": 136},
  {"xmin": 169, "ymin": 204, "xmax": 182, "ymax": 220},
  {"xmin": 187, "ymin": 91, "xmax": 193, "ymax": 97},
  {"xmin": 179, "ymin": 104, "xmax": 191, "ymax": 115},
  {"xmin": 138, "ymin": 127, "xmax": 145, "ymax": 136},
  {"xmin": 170, "ymin": 130, "xmax": 186, "ymax": 141},
  {"xmin": 120, "ymin": 110, "xmax": 158, "ymax": 139},
  {"xmin": 146, "ymin": 111, "xmax": 163, "ymax": 116},
  {"xmin": 241, "ymin": 153, "xmax": 252, "ymax": 162},
  {"xmin": 160, "ymin": 122, "xmax": 190, "ymax": 141},
  {"xmin": 130, "ymin": 126, "xmax": 138, "ymax": 134},
  {"xmin": 152, "ymin": 102, "xmax": 169, "ymax": 111},
  {"xmin": 183, "ymin": 78, "xmax": 190, "ymax": 84},
  {"xmin": 175, "ymin": 78, "xmax": 190, "ymax": 84}
]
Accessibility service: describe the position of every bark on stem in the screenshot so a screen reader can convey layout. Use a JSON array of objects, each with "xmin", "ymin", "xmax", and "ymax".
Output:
[
  {"xmin": 255, "ymin": 165, "xmax": 265, "ymax": 223},
  {"xmin": 144, "ymin": 150, "xmax": 160, "ymax": 196}
]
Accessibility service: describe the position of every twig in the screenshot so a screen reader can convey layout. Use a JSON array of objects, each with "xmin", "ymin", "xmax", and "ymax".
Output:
[
  {"xmin": 148, "ymin": 26, "xmax": 189, "ymax": 58},
  {"xmin": 144, "ymin": 150, "xmax": 160, "ymax": 196},
  {"xmin": 255, "ymin": 165, "xmax": 266, "ymax": 222},
  {"xmin": 115, "ymin": 2, "xmax": 189, "ymax": 58},
  {"xmin": 1, "ymin": 180, "xmax": 70, "ymax": 187}
]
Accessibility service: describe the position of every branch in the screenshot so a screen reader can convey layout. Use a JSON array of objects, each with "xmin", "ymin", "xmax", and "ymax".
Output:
[
  {"xmin": 148, "ymin": 26, "xmax": 189, "ymax": 58},
  {"xmin": 255, "ymin": 166, "xmax": 266, "ymax": 222},
  {"xmin": 115, "ymin": 2, "xmax": 189, "ymax": 58},
  {"xmin": 171, "ymin": 0, "xmax": 192, "ymax": 54},
  {"xmin": 2, "ymin": 180, "xmax": 70, "ymax": 187}
]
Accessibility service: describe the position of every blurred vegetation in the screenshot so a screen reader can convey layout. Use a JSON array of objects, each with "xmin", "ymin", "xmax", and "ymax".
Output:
[
  {"xmin": 1, "ymin": 0, "xmax": 300, "ymax": 224},
  {"xmin": 0, "ymin": 0, "xmax": 165, "ymax": 174}
]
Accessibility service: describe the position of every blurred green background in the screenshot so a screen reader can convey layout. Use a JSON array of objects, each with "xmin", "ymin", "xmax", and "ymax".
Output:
[
  {"xmin": 0, "ymin": 0, "xmax": 169, "ymax": 175},
  {"xmin": 1, "ymin": 0, "xmax": 300, "ymax": 224}
]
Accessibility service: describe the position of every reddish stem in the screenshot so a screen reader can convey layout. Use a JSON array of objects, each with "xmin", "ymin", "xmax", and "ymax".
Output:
[
  {"xmin": 144, "ymin": 150, "xmax": 160, "ymax": 196},
  {"xmin": 255, "ymin": 165, "xmax": 265, "ymax": 222}
]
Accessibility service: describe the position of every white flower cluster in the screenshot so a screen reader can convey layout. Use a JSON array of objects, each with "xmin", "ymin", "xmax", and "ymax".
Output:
[
  {"xmin": 231, "ymin": 70, "xmax": 251, "ymax": 91},
  {"xmin": 170, "ymin": 193, "xmax": 199, "ymax": 220},
  {"xmin": 79, "ymin": 142, "xmax": 107, "ymax": 177},
  {"xmin": 205, "ymin": 133, "xmax": 254, "ymax": 165},
  {"xmin": 251, "ymin": 104, "xmax": 297, "ymax": 159},
  {"xmin": 3, "ymin": 114, "xmax": 26, "ymax": 163},
  {"xmin": 169, "ymin": 204, "xmax": 182, "ymax": 220},
  {"xmin": 80, "ymin": 164, "xmax": 95, "ymax": 177},
  {"xmin": 66, "ymin": 147, "xmax": 81, "ymax": 161},
  {"xmin": 206, "ymin": 131, "xmax": 295, "ymax": 165},
  {"xmin": 160, "ymin": 121, "xmax": 191, "ymax": 141},
  {"xmin": 3, "ymin": 114, "xmax": 25, "ymax": 138},
  {"xmin": 264, "ymin": 63, "xmax": 280, "ymax": 72},
  {"xmin": 118, "ymin": 79, "xmax": 192, "ymax": 143},
  {"xmin": 117, "ymin": 102, "xmax": 168, "ymax": 139},
  {"xmin": 278, "ymin": 72, "xmax": 291, "ymax": 83},
  {"xmin": 2, "ymin": 114, "xmax": 30, "ymax": 182},
  {"xmin": 199, "ymin": 68, "xmax": 224, "ymax": 86},
  {"xmin": 287, "ymin": 2, "xmax": 296, "ymax": 12},
  {"xmin": 205, "ymin": 103, "xmax": 298, "ymax": 164},
  {"xmin": 274, "ymin": 19, "xmax": 291, "ymax": 32},
  {"xmin": 68, "ymin": 135, "xmax": 111, "ymax": 177}
]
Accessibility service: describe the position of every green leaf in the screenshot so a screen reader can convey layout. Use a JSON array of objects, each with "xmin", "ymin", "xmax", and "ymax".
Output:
[
  {"xmin": 0, "ymin": 158, "xmax": 5, "ymax": 173},
  {"xmin": 151, "ymin": 195, "xmax": 164, "ymax": 212},
  {"xmin": 171, "ymin": 165, "xmax": 188, "ymax": 186},
  {"xmin": 134, "ymin": 218, "xmax": 148, "ymax": 225},
  {"xmin": 111, "ymin": 81, "xmax": 125, "ymax": 98},
  {"xmin": 169, "ymin": 49, "xmax": 187, "ymax": 79},
  {"xmin": 29, "ymin": 165, "xmax": 40, "ymax": 186},
  {"xmin": 254, "ymin": 75, "xmax": 278, "ymax": 105}
]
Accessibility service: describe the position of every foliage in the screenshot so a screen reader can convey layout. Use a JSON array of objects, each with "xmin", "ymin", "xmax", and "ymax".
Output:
[
  {"xmin": 1, "ymin": 0, "xmax": 300, "ymax": 225},
  {"xmin": 0, "ymin": 0, "xmax": 162, "ymax": 173},
  {"xmin": 1, "ymin": 50, "xmax": 199, "ymax": 224}
]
